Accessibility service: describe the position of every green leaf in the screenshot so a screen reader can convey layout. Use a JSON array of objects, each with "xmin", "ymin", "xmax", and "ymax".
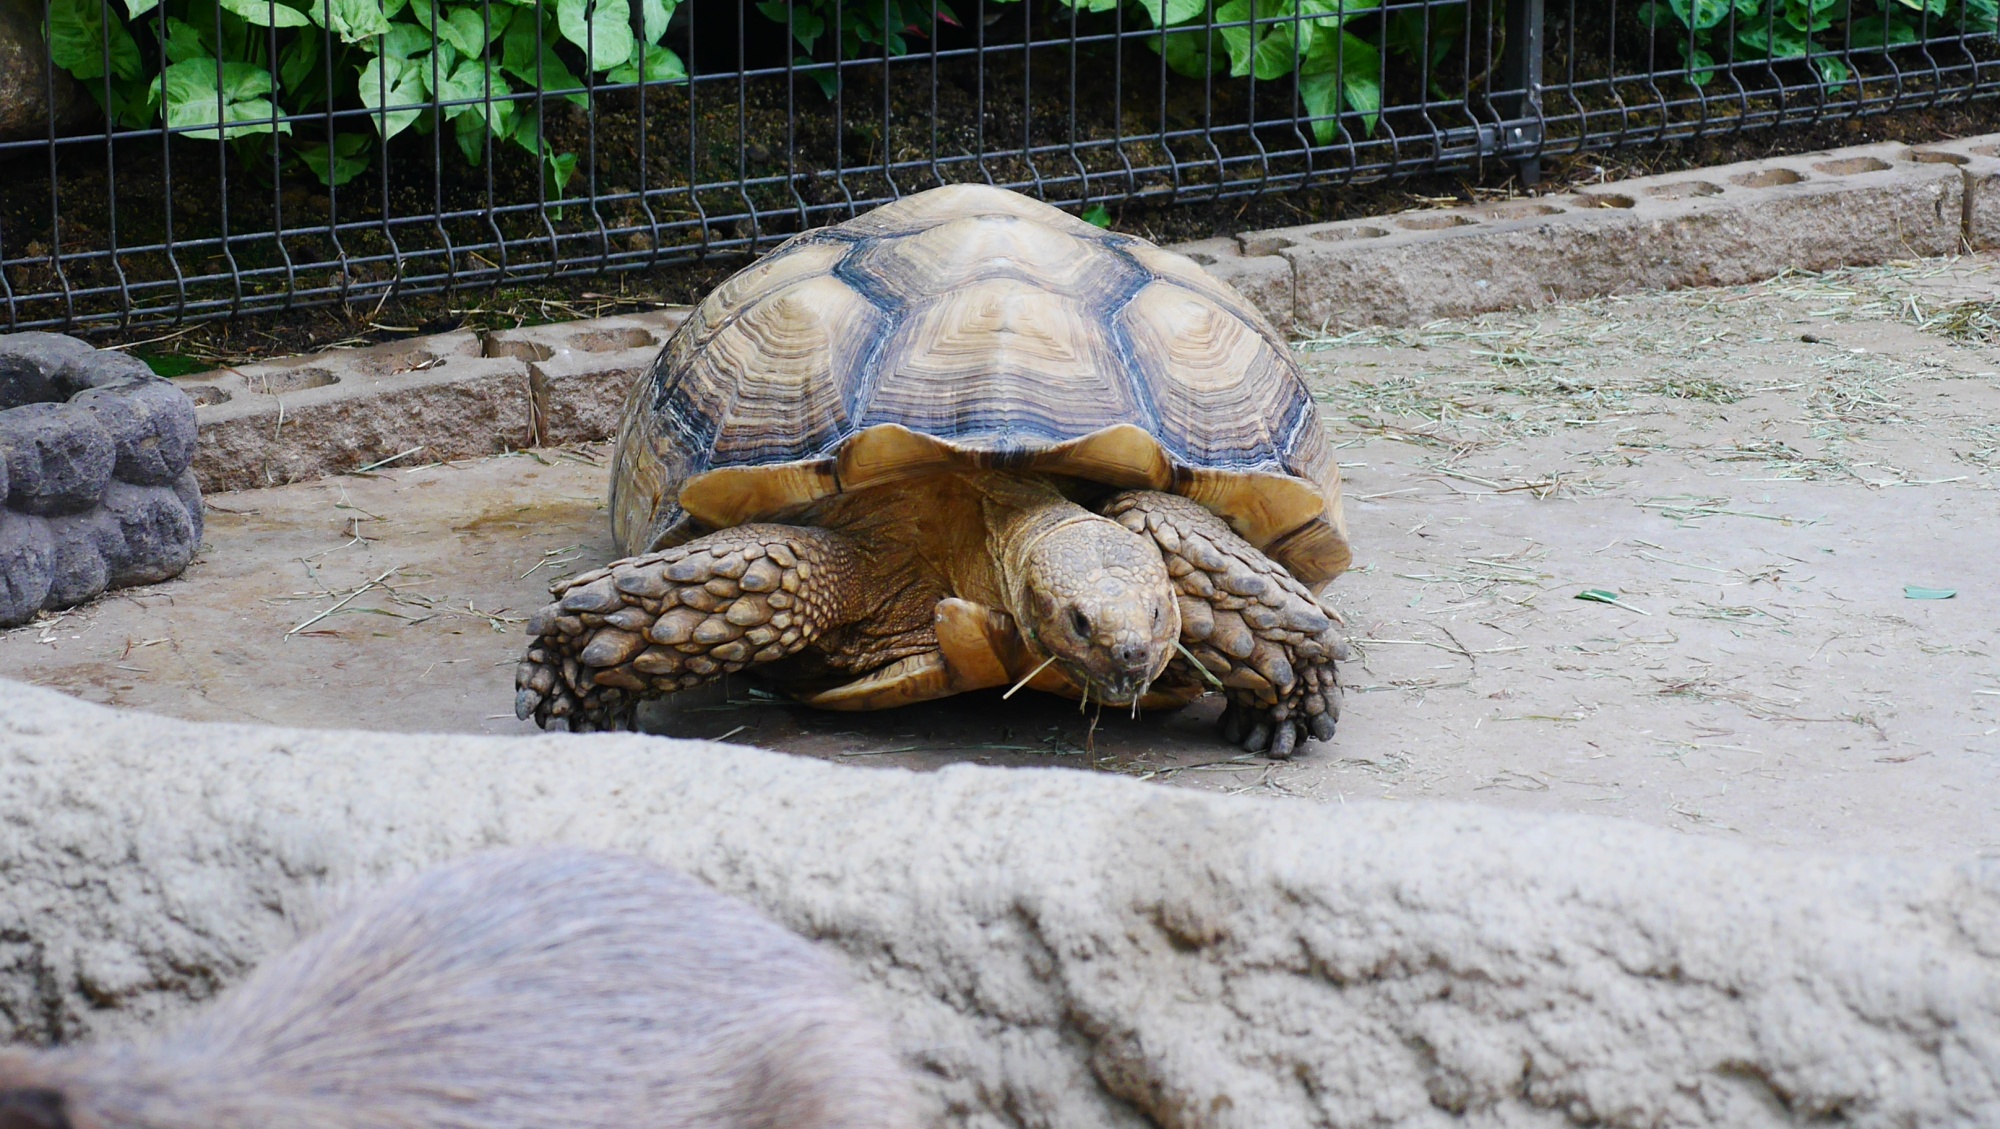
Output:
[
  {"xmin": 606, "ymin": 42, "xmax": 685, "ymax": 83},
  {"xmin": 1213, "ymin": 0, "xmax": 1255, "ymax": 74},
  {"xmin": 1298, "ymin": 0, "xmax": 1377, "ymax": 27},
  {"xmin": 1667, "ymin": 0, "xmax": 1731, "ymax": 30},
  {"xmin": 132, "ymin": 350, "xmax": 211, "ymax": 377},
  {"xmin": 639, "ymin": 0, "xmax": 673, "ymax": 42},
  {"xmin": 555, "ymin": 0, "xmax": 632, "ymax": 71},
  {"xmin": 218, "ymin": 0, "xmax": 311, "ymax": 28},
  {"xmin": 509, "ymin": 102, "xmax": 575, "ymax": 183},
  {"xmin": 1381, "ymin": 3, "xmax": 1458, "ymax": 71},
  {"xmin": 297, "ymin": 131, "xmax": 372, "ymax": 184},
  {"xmin": 448, "ymin": 63, "xmax": 516, "ymax": 164},
  {"xmin": 414, "ymin": 2, "xmax": 507, "ymax": 55},
  {"xmin": 1134, "ymin": 0, "xmax": 1205, "ymax": 26},
  {"xmin": 1299, "ymin": 27, "xmax": 1378, "ymax": 139},
  {"xmin": 162, "ymin": 16, "xmax": 210, "ymax": 63},
  {"xmin": 1150, "ymin": 25, "xmax": 1226, "ymax": 77},
  {"xmin": 448, "ymin": 5, "xmax": 498, "ymax": 53},
  {"xmin": 501, "ymin": 15, "xmax": 589, "ymax": 103},
  {"xmin": 1903, "ymin": 585, "xmax": 1957, "ymax": 599},
  {"xmin": 759, "ymin": 0, "xmax": 824, "ymax": 51},
  {"xmin": 1737, "ymin": 19, "xmax": 1809, "ymax": 57},
  {"xmin": 455, "ymin": 102, "xmax": 487, "ymax": 163},
  {"xmin": 544, "ymin": 148, "xmax": 578, "ymax": 193},
  {"xmin": 796, "ymin": 53, "xmax": 837, "ymax": 96},
  {"xmin": 357, "ymin": 52, "xmax": 426, "ymax": 138},
  {"xmin": 433, "ymin": 55, "xmax": 492, "ymax": 112},
  {"xmin": 1211, "ymin": 0, "xmax": 1358, "ymax": 81},
  {"xmin": 1251, "ymin": 19, "xmax": 1307, "ymax": 80},
  {"xmin": 123, "ymin": 0, "xmax": 161, "ymax": 20},
  {"xmin": 161, "ymin": 58, "xmax": 291, "ymax": 138},
  {"xmin": 45, "ymin": 0, "xmax": 144, "ymax": 83},
  {"xmin": 1849, "ymin": 14, "xmax": 1919, "ymax": 45},
  {"xmin": 1676, "ymin": 38, "xmax": 1717, "ymax": 84},
  {"xmin": 1080, "ymin": 203, "xmax": 1112, "ymax": 227},
  {"xmin": 1779, "ymin": 0, "xmax": 1836, "ymax": 32},
  {"xmin": 304, "ymin": 0, "xmax": 395, "ymax": 43},
  {"xmin": 369, "ymin": 22, "xmax": 433, "ymax": 58},
  {"xmin": 1573, "ymin": 589, "xmax": 1652, "ymax": 614},
  {"xmin": 278, "ymin": 23, "xmax": 321, "ymax": 90}
]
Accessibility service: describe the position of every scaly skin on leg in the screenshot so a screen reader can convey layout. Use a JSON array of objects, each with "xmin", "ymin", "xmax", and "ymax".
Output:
[
  {"xmin": 515, "ymin": 524, "xmax": 862, "ymax": 732},
  {"xmin": 1104, "ymin": 490, "xmax": 1343, "ymax": 759}
]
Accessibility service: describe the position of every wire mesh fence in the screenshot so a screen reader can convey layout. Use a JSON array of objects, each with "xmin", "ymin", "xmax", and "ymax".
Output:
[{"xmin": 1, "ymin": 0, "xmax": 1995, "ymax": 332}]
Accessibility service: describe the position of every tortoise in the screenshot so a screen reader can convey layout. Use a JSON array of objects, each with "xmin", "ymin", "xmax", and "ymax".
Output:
[{"xmin": 514, "ymin": 184, "xmax": 1352, "ymax": 757}]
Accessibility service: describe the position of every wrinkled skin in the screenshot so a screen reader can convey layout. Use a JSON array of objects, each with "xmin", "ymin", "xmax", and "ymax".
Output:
[{"xmin": 1010, "ymin": 515, "xmax": 1181, "ymax": 705}]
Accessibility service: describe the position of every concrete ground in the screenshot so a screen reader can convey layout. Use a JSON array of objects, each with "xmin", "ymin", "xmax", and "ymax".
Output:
[{"xmin": 5, "ymin": 255, "xmax": 1997, "ymax": 859}]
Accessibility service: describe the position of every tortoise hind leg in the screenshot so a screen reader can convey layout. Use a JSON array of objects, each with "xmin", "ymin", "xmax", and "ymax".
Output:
[
  {"xmin": 515, "ymin": 524, "xmax": 862, "ymax": 732},
  {"xmin": 1103, "ymin": 491, "xmax": 1343, "ymax": 759}
]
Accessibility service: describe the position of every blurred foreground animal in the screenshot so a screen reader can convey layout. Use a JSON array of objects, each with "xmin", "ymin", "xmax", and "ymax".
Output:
[{"xmin": 0, "ymin": 849, "xmax": 919, "ymax": 1129}]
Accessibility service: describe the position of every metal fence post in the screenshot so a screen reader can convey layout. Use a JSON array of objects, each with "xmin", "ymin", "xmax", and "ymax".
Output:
[{"xmin": 1497, "ymin": 0, "xmax": 1546, "ymax": 187}]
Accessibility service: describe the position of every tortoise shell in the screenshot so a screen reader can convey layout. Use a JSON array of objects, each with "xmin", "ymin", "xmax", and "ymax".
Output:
[{"xmin": 611, "ymin": 184, "xmax": 1351, "ymax": 586}]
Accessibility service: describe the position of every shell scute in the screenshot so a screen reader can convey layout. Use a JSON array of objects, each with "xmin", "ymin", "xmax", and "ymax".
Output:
[
  {"xmin": 857, "ymin": 282, "xmax": 1138, "ymax": 445},
  {"xmin": 842, "ymin": 214, "xmax": 1140, "ymax": 305}
]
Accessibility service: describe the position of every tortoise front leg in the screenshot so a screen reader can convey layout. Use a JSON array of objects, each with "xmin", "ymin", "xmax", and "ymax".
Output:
[
  {"xmin": 1104, "ymin": 491, "xmax": 1342, "ymax": 759},
  {"xmin": 515, "ymin": 524, "xmax": 862, "ymax": 732}
]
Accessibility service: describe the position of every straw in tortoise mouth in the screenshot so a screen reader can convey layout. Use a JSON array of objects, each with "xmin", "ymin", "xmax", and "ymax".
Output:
[{"xmin": 1000, "ymin": 654, "xmax": 1152, "ymax": 712}]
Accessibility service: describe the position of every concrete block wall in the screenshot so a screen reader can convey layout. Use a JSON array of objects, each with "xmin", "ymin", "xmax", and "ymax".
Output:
[
  {"xmin": 183, "ymin": 309, "xmax": 685, "ymax": 492},
  {"xmin": 1172, "ymin": 135, "xmax": 2000, "ymax": 331}
]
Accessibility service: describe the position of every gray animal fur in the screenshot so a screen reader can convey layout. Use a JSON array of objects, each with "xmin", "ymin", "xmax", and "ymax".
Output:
[{"xmin": 0, "ymin": 849, "xmax": 919, "ymax": 1129}]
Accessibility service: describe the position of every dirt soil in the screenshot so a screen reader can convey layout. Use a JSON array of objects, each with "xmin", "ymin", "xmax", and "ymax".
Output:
[{"xmin": 6, "ymin": 254, "xmax": 1998, "ymax": 860}]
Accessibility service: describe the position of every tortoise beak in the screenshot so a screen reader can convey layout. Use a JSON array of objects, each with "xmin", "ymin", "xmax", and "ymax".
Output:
[{"xmin": 1083, "ymin": 642, "xmax": 1172, "ymax": 706}]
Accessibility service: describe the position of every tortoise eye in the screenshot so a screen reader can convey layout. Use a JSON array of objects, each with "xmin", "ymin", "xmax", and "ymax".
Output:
[{"xmin": 1070, "ymin": 609, "xmax": 1091, "ymax": 637}]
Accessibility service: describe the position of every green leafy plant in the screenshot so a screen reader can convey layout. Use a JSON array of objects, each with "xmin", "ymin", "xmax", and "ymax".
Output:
[
  {"xmin": 45, "ymin": 0, "xmax": 688, "ymax": 188},
  {"xmin": 1138, "ymin": 0, "xmax": 1387, "ymax": 140},
  {"xmin": 1639, "ymin": 0, "xmax": 1999, "ymax": 86},
  {"xmin": 758, "ymin": 0, "xmax": 961, "ymax": 96},
  {"xmin": 752, "ymin": 0, "xmax": 1459, "ymax": 142}
]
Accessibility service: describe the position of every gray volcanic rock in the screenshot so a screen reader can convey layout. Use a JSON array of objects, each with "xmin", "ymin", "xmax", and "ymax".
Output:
[
  {"xmin": 0, "ymin": 0, "xmax": 88, "ymax": 142},
  {"xmin": 0, "ymin": 511, "xmax": 53, "ymax": 623},
  {"xmin": 1, "ymin": 683, "xmax": 1995, "ymax": 1129},
  {"xmin": 0, "ymin": 402, "xmax": 117, "ymax": 515},
  {"xmin": 0, "ymin": 335, "xmax": 202, "ymax": 626}
]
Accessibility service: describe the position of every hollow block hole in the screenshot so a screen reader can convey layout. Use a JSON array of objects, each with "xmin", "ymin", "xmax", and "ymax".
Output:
[
  {"xmin": 572, "ymin": 328, "xmax": 660, "ymax": 353},
  {"xmin": 1813, "ymin": 157, "xmax": 1892, "ymax": 175},
  {"xmin": 1395, "ymin": 213, "xmax": 1477, "ymax": 230},
  {"xmin": 1644, "ymin": 182, "xmax": 1723, "ymax": 200},
  {"xmin": 1730, "ymin": 168, "xmax": 1806, "ymax": 188}
]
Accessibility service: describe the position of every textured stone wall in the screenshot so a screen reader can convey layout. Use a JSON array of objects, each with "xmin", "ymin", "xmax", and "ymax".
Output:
[{"xmin": 1, "ymin": 683, "xmax": 1996, "ymax": 1128}]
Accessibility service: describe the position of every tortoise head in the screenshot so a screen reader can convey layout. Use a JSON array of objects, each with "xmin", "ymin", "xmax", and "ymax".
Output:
[{"xmin": 1014, "ymin": 515, "xmax": 1179, "ymax": 705}]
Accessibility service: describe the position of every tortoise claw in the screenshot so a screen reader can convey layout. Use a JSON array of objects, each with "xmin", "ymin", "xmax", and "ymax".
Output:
[
  {"xmin": 1268, "ymin": 719, "xmax": 1299, "ymax": 760},
  {"xmin": 1309, "ymin": 712, "xmax": 1337, "ymax": 743}
]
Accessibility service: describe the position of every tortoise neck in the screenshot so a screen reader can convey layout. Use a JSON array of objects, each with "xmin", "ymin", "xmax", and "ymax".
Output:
[{"xmin": 978, "ymin": 475, "xmax": 1100, "ymax": 613}]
